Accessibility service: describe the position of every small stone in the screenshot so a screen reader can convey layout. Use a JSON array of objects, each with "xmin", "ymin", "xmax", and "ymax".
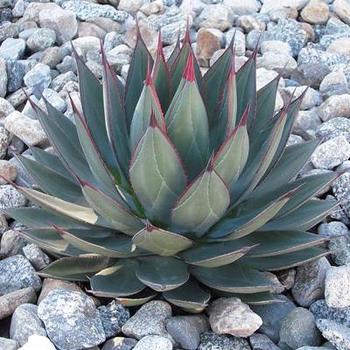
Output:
[
  {"xmin": 225, "ymin": 29, "xmax": 246, "ymax": 56},
  {"xmin": 23, "ymin": 63, "xmax": 51, "ymax": 97},
  {"xmin": 261, "ymin": 40, "xmax": 293, "ymax": 56},
  {"xmin": 51, "ymin": 71, "xmax": 77, "ymax": 92},
  {"xmin": 106, "ymin": 44, "xmax": 132, "ymax": 69},
  {"xmin": 252, "ymin": 295, "xmax": 296, "ymax": 343},
  {"xmin": 0, "ymin": 229, "xmax": 26, "ymax": 257},
  {"xmin": 0, "ymin": 38, "xmax": 26, "ymax": 60},
  {"xmin": 98, "ymin": 301, "xmax": 129, "ymax": 339},
  {"xmin": 198, "ymin": 332, "xmax": 251, "ymax": 350},
  {"xmin": 196, "ymin": 28, "xmax": 223, "ymax": 64},
  {"xmin": 208, "ymin": 297, "xmax": 262, "ymax": 337},
  {"xmin": 292, "ymin": 258, "xmax": 331, "ymax": 307},
  {"xmin": 249, "ymin": 333, "xmax": 281, "ymax": 350},
  {"xmin": 196, "ymin": 4, "xmax": 233, "ymax": 31},
  {"xmin": 320, "ymin": 71, "xmax": 349, "ymax": 98},
  {"xmin": 133, "ymin": 335, "xmax": 172, "ymax": 350},
  {"xmin": 0, "ymin": 338, "xmax": 18, "ymax": 350},
  {"xmin": 39, "ymin": 5, "xmax": 78, "ymax": 45},
  {"xmin": 0, "ymin": 255, "xmax": 41, "ymax": 295},
  {"xmin": 4, "ymin": 111, "xmax": 48, "ymax": 146},
  {"xmin": 0, "ymin": 22, "xmax": 19, "ymax": 43},
  {"xmin": 334, "ymin": 0, "xmax": 350, "ymax": 25},
  {"xmin": 118, "ymin": 0, "xmax": 144, "ymax": 12},
  {"xmin": 22, "ymin": 244, "xmax": 50, "ymax": 271},
  {"xmin": 316, "ymin": 118, "xmax": 350, "ymax": 143},
  {"xmin": 237, "ymin": 15, "xmax": 266, "ymax": 33},
  {"xmin": 10, "ymin": 304, "xmax": 46, "ymax": 346},
  {"xmin": 0, "ymin": 98, "xmax": 14, "ymax": 119},
  {"xmin": 140, "ymin": 0, "xmax": 164, "ymax": 15},
  {"xmin": 0, "ymin": 185, "xmax": 26, "ymax": 210},
  {"xmin": 332, "ymin": 172, "xmax": 350, "ymax": 218},
  {"xmin": 6, "ymin": 60, "xmax": 27, "ymax": 93},
  {"xmin": 311, "ymin": 299, "xmax": 350, "ymax": 328},
  {"xmin": 261, "ymin": 0, "xmax": 309, "ymax": 14},
  {"xmin": 38, "ymin": 278, "xmax": 83, "ymax": 304},
  {"xmin": 27, "ymin": 28, "xmax": 56, "ymax": 52},
  {"xmin": 257, "ymin": 52, "xmax": 297, "ymax": 77},
  {"xmin": 311, "ymin": 136, "xmax": 350, "ymax": 169},
  {"xmin": 62, "ymin": 0, "xmax": 129, "ymax": 22},
  {"xmin": 0, "ymin": 126, "xmax": 9, "ymax": 158},
  {"xmin": 71, "ymin": 36, "xmax": 100, "ymax": 58},
  {"xmin": 293, "ymin": 109, "xmax": 321, "ymax": 138},
  {"xmin": 284, "ymin": 86, "xmax": 322, "ymax": 111},
  {"xmin": 18, "ymin": 335, "xmax": 56, "ymax": 350},
  {"xmin": 325, "ymin": 265, "xmax": 350, "ymax": 308},
  {"xmin": 279, "ymin": 308, "xmax": 321, "ymax": 349},
  {"xmin": 0, "ymin": 287, "xmax": 36, "ymax": 320},
  {"xmin": 40, "ymin": 46, "xmax": 63, "ymax": 69},
  {"xmin": 276, "ymin": 269, "xmax": 296, "ymax": 290},
  {"xmin": 165, "ymin": 315, "xmax": 209, "ymax": 350},
  {"xmin": 122, "ymin": 301, "xmax": 172, "ymax": 340},
  {"xmin": 316, "ymin": 319, "xmax": 350, "ymax": 350},
  {"xmin": 327, "ymin": 38, "xmax": 350, "ymax": 56},
  {"xmin": 56, "ymin": 56, "xmax": 77, "ymax": 74},
  {"xmin": 318, "ymin": 94, "xmax": 350, "ymax": 122},
  {"xmin": 102, "ymin": 337, "xmax": 137, "ymax": 350},
  {"xmin": 38, "ymin": 289, "xmax": 105, "ymax": 350},
  {"xmin": 41, "ymin": 88, "xmax": 66, "ymax": 113},
  {"xmin": 301, "ymin": 0, "xmax": 329, "ymax": 24},
  {"xmin": 223, "ymin": 0, "xmax": 261, "ymax": 15}
]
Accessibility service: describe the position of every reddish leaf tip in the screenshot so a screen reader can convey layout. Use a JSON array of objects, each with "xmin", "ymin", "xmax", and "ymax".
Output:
[
  {"xmin": 149, "ymin": 110, "xmax": 158, "ymax": 128},
  {"xmin": 145, "ymin": 58, "xmax": 153, "ymax": 86},
  {"xmin": 156, "ymin": 30, "xmax": 163, "ymax": 56},
  {"xmin": 183, "ymin": 51, "xmax": 195, "ymax": 82},
  {"xmin": 239, "ymin": 105, "xmax": 250, "ymax": 126}
]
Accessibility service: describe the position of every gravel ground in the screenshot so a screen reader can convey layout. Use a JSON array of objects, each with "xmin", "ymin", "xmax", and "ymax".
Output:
[{"xmin": 1, "ymin": 0, "xmax": 350, "ymax": 349}]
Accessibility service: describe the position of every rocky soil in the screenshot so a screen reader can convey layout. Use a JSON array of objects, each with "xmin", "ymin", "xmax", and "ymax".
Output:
[{"xmin": 1, "ymin": 0, "xmax": 350, "ymax": 349}]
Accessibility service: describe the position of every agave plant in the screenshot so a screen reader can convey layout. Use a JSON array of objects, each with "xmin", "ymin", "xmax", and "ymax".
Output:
[{"xmin": 5, "ymin": 29, "xmax": 337, "ymax": 312}]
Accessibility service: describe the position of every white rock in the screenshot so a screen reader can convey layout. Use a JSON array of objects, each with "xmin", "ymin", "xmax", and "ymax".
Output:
[
  {"xmin": 0, "ymin": 58, "xmax": 7, "ymax": 98},
  {"xmin": 133, "ymin": 335, "xmax": 173, "ymax": 350},
  {"xmin": 260, "ymin": 40, "xmax": 293, "ymax": 56},
  {"xmin": 311, "ymin": 136, "xmax": 350, "ymax": 169},
  {"xmin": 0, "ymin": 98, "xmax": 14, "ymax": 119},
  {"xmin": 327, "ymin": 37, "xmax": 350, "ymax": 55},
  {"xmin": 325, "ymin": 265, "xmax": 350, "ymax": 308},
  {"xmin": 4, "ymin": 111, "xmax": 48, "ymax": 147},
  {"xmin": 0, "ymin": 160, "xmax": 17, "ymax": 184},
  {"xmin": 257, "ymin": 52, "xmax": 297, "ymax": 77},
  {"xmin": 301, "ymin": 0, "xmax": 329, "ymax": 24},
  {"xmin": 0, "ymin": 38, "xmax": 26, "ymax": 60},
  {"xmin": 197, "ymin": 5, "xmax": 234, "ymax": 31},
  {"xmin": 18, "ymin": 335, "xmax": 56, "ymax": 350},
  {"xmin": 334, "ymin": 0, "xmax": 350, "ymax": 25},
  {"xmin": 71, "ymin": 36, "xmax": 100, "ymax": 58},
  {"xmin": 225, "ymin": 29, "xmax": 246, "ymax": 56},
  {"xmin": 319, "ymin": 70, "xmax": 349, "ymax": 98},
  {"xmin": 261, "ymin": 0, "xmax": 310, "ymax": 13},
  {"xmin": 39, "ymin": 4, "xmax": 78, "ymax": 44},
  {"xmin": 118, "ymin": 0, "xmax": 144, "ymax": 12},
  {"xmin": 208, "ymin": 297, "xmax": 262, "ymax": 337}
]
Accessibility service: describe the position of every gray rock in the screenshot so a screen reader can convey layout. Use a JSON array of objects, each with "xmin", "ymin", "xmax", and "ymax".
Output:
[
  {"xmin": 316, "ymin": 319, "xmax": 350, "ymax": 350},
  {"xmin": 208, "ymin": 297, "xmax": 262, "ymax": 337},
  {"xmin": 318, "ymin": 221, "xmax": 350, "ymax": 266},
  {"xmin": 332, "ymin": 172, "xmax": 350, "ymax": 218},
  {"xmin": 0, "ymin": 230, "xmax": 27, "ymax": 257},
  {"xmin": 0, "ymin": 287, "xmax": 36, "ymax": 320},
  {"xmin": 0, "ymin": 126, "xmax": 9, "ymax": 158},
  {"xmin": 23, "ymin": 63, "xmax": 51, "ymax": 98},
  {"xmin": 249, "ymin": 334, "xmax": 281, "ymax": 350},
  {"xmin": 198, "ymin": 332, "xmax": 251, "ymax": 350},
  {"xmin": 0, "ymin": 22, "xmax": 19, "ymax": 43},
  {"xmin": 252, "ymin": 295, "xmax": 296, "ymax": 343},
  {"xmin": 6, "ymin": 60, "xmax": 26, "ymax": 93},
  {"xmin": 56, "ymin": 55, "xmax": 76, "ymax": 74},
  {"xmin": 196, "ymin": 4, "xmax": 234, "ymax": 31},
  {"xmin": 102, "ymin": 337, "xmax": 137, "ymax": 350},
  {"xmin": 98, "ymin": 301, "xmax": 129, "ymax": 339},
  {"xmin": 0, "ymin": 255, "xmax": 41, "ymax": 295},
  {"xmin": 316, "ymin": 118, "xmax": 350, "ymax": 143},
  {"xmin": 37, "ymin": 289, "xmax": 105, "ymax": 350},
  {"xmin": 0, "ymin": 38, "xmax": 26, "ymax": 60},
  {"xmin": 0, "ymin": 185, "xmax": 26, "ymax": 210},
  {"xmin": 22, "ymin": 244, "xmax": 50, "ymax": 271},
  {"xmin": 320, "ymin": 70, "xmax": 349, "ymax": 98},
  {"xmin": 292, "ymin": 258, "xmax": 331, "ymax": 307},
  {"xmin": 0, "ymin": 338, "xmax": 18, "ymax": 350},
  {"xmin": 122, "ymin": 301, "xmax": 172, "ymax": 340},
  {"xmin": 17, "ymin": 335, "xmax": 56, "ymax": 349},
  {"xmin": 40, "ymin": 46, "xmax": 64, "ymax": 69},
  {"xmin": 0, "ymin": 58, "xmax": 6, "ymax": 97},
  {"xmin": 257, "ymin": 52, "xmax": 297, "ymax": 77},
  {"xmin": 10, "ymin": 304, "xmax": 46, "ymax": 346},
  {"xmin": 51, "ymin": 71, "xmax": 77, "ymax": 92},
  {"xmin": 265, "ymin": 19, "xmax": 307, "ymax": 56},
  {"xmin": 311, "ymin": 136, "xmax": 350, "ymax": 169},
  {"xmin": 279, "ymin": 308, "xmax": 321, "ymax": 349},
  {"xmin": 293, "ymin": 109, "xmax": 321, "ymax": 138},
  {"xmin": 165, "ymin": 315, "xmax": 209, "ymax": 350},
  {"xmin": 62, "ymin": 0, "xmax": 129, "ymax": 22},
  {"xmin": 133, "ymin": 335, "xmax": 173, "ymax": 350},
  {"xmin": 27, "ymin": 28, "xmax": 56, "ymax": 52},
  {"xmin": 39, "ymin": 5, "xmax": 77, "ymax": 45},
  {"xmin": 325, "ymin": 265, "xmax": 350, "ymax": 308},
  {"xmin": 311, "ymin": 299, "xmax": 350, "ymax": 328}
]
